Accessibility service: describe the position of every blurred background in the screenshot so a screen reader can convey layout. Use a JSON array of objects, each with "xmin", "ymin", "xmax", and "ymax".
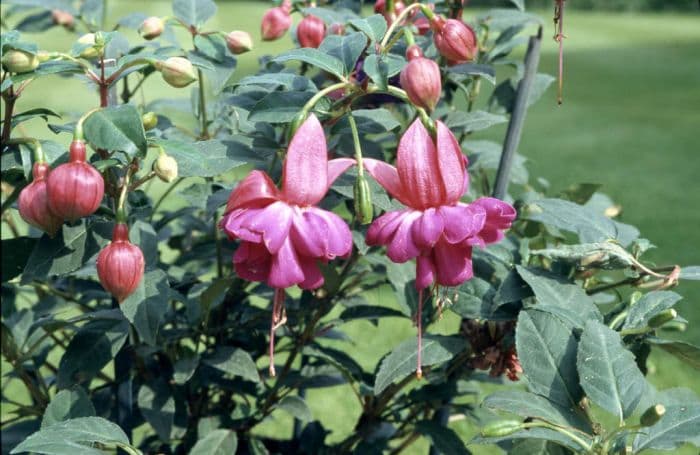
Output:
[{"xmin": 2, "ymin": 1, "xmax": 699, "ymax": 453}]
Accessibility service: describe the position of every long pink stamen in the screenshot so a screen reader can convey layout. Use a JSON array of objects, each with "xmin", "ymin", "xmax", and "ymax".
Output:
[
  {"xmin": 269, "ymin": 288, "xmax": 285, "ymax": 377},
  {"xmin": 416, "ymin": 288, "xmax": 424, "ymax": 379}
]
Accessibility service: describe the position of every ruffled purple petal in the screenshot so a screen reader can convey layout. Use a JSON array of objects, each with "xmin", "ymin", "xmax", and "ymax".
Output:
[
  {"xmin": 411, "ymin": 207, "xmax": 444, "ymax": 249},
  {"xmin": 299, "ymin": 256, "xmax": 325, "ymax": 290},
  {"xmin": 225, "ymin": 170, "xmax": 279, "ymax": 213},
  {"xmin": 222, "ymin": 208, "xmax": 264, "ymax": 243},
  {"xmin": 387, "ymin": 211, "xmax": 422, "ymax": 263},
  {"xmin": 434, "ymin": 238, "xmax": 473, "ymax": 286},
  {"xmin": 307, "ymin": 207, "xmax": 353, "ymax": 259},
  {"xmin": 439, "ymin": 203, "xmax": 486, "ymax": 244},
  {"xmin": 268, "ymin": 237, "xmax": 305, "ymax": 288},
  {"xmin": 366, "ymin": 210, "xmax": 407, "ymax": 246},
  {"xmin": 245, "ymin": 201, "xmax": 293, "ymax": 254},
  {"xmin": 233, "ymin": 241, "xmax": 271, "ymax": 282},
  {"xmin": 416, "ymin": 254, "xmax": 436, "ymax": 289}
]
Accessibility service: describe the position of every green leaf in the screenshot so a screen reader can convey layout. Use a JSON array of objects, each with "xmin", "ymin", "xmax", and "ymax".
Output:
[
  {"xmin": 633, "ymin": 404, "xmax": 700, "ymax": 451},
  {"xmin": 172, "ymin": 0, "xmax": 216, "ymax": 27},
  {"xmin": 623, "ymin": 291, "xmax": 682, "ymax": 330},
  {"xmin": 509, "ymin": 440, "xmax": 568, "ymax": 455},
  {"xmin": 57, "ymin": 316, "xmax": 129, "ymax": 389},
  {"xmin": 447, "ymin": 63, "xmax": 496, "ymax": 85},
  {"xmin": 648, "ymin": 338, "xmax": 700, "ymax": 370},
  {"xmin": 173, "ymin": 352, "xmax": 200, "ymax": 384},
  {"xmin": 525, "ymin": 198, "xmax": 639, "ymax": 246},
  {"xmin": 362, "ymin": 53, "xmax": 405, "ymax": 91},
  {"xmin": 483, "ymin": 390, "xmax": 589, "ymax": 430},
  {"xmin": 445, "ymin": 110, "xmax": 507, "ymax": 133},
  {"xmin": 277, "ymin": 396, "xmax": 312, "ymax": 422},
  {"xmin": 21, "ymin": 221, "xmax": 112, "ymax": 284},
  {"xmin": 273, "ymin": 49, "xmax": 345, "ymax": 80},
  {"xmin": 577, "ymin": 320, "xmax": 648, "ymax": 420},
  {"xmin": 120, "ymin": 269, "xmax": 170, "ymax": 346},
  {"xmin": 465, "ymin": 140, "xmax": 528, "ymax": 185},
  {"xmin": 249, "ymin": 91, "xmax": 317, "ymax": 123},
  {"xmin": 516, "ymin": 266, "xmax": 602, "ymax": 325},
  {"xmin": 11, "ymin": 417, "xmax": 130, "ymax": 455},
  {"xmin": 374, "ymin": 335, "xmax": 464, "ymax": 395},
  {"xmin": 190, "ymin": 429, "xmax": 238, "ymax": 455},
  {"xmin": 415, "ymin": 420, "xmax": 470, "ymax": 455},
  {"xmin": 202, "ymin": 347, "xmax": 260, "ymax": 383},
  {"xmin": 338, "ymin": 305, "xmax": 406, "ymax": 324},
  {"xmin": 508, "ymin": 0, "xmax": 525, "ymax": 11},
  {"xmin": 138, "ymin": 381, "xmax": 175, "ymax": 442},
  {"xmin": 193, "ymin": 34, "xmax": 226, "ymax": 63},
  {"xmin": 516, "ymin": 309, "xmax": 582, "ymax": 409},
  {"xmin": 42, "ymin": 387, "xmax": 96, "ymax": 428},
  {"xmin": 348, "ymin": 15, "xmax": 387, "ymax": 43},
  {"xmin": 11, "ymin": 107, "xmax": 61, "ymax": 128},
  {"xmin": 156, "ymin": 139, "xmax": 249, "ymax": 178},
  {"xmin": 236, "ymin": 73, "xmax": 316, "ymax": 91},
  {"xmin": 530, "ymin": 242, "xmax": 636, "ymax": 270},
  {"xmin": 83, "ymin": 105, "xmax": 147, "ymax": 157},
  {"xmin": 318, "ymin": 32, "xmax": 368, "ymax": 74}
]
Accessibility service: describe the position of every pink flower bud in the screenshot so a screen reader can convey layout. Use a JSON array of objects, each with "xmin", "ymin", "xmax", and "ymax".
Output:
[
  {"xmin": 297, "ymin": 15, "xmax": 325, "ymax": 49},
  {"xmin": 414, "ymin": 17, "xmax": 430, "ymax": 36},
  {"xmin": 139, "ymin": 16, "xmax": 164, "ymax": 40},
  {"xmin": 431, "ymin": 17, "xmax": 478, "ymax": 63},
  {"xmin": 261, "ymin": 6, "xmax": 292, "ymax": 41},
  {"xmin": 97, "ymin": 223, "xmax": 145, "ymax": 303},
  {"xmin": 46, "ymin": 140, "xmax": 104, "ymax": 222},
  {"xmin": 18, "ymin": 162, "xmax": 62, "ymax": 237},
  {"xmin": 330, "ymin": 23, "xmax": 345, "ymax": 35},
  {"xmin": 374, "ymin": 0, "xmax": 406, "ymax": 24},
  {"xmin": 400, "ymin": 45, "xmax": 441, "ymax": 112},
  {"xmin": 51, "ymin": 10, "xmax": 74, "ymax": 29},
  {"xmin": 225, "ymin": 30, "xmax": 253, "ymax": 54},
  {"xmin": 157, "ymin": 57, "xmax": 197, "ymax": 88}
]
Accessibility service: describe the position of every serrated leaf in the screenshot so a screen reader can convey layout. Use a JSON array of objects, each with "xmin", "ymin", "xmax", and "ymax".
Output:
[
  {"xmin": 120, "ymin": 269, "xmax": 170, "ymax": 346},
  {"xmin": 203, "ymin": 347, "xmax": 260, "ymax": 383},
  {"xmin": 447, "ymin": 63, "xmax": 496, "ymax": 84},
  {"xmin": 11, "ymin": 417, "xmax": 129, "ymax": 455},
  {"xmin": 318, "ymin": 32, "xmax": 367, "ymax": 74},
  {"xmin": 648, "ymin": 339, "xmax": 700, "ymax": 370},
  {"xmin": 173, "ymin": 352, "xmax": 200, "ymax": 385},
  {"xmin": 273, "ymin": 49, "xmax": 345, "ymax": 80},
  {"xmin": 83, "ymin": 105, "xmax": 147, "ymax": 157},
  {"xmin": 374, "ymin": 335, "xmax": 464, "ymax": 395},
  {"xmin": 138, "ymin": 381, "xmax": 175, "ymax": 442},
  {"xmin": 415, "ymin": 420, "xmax": 470, "ymax": 455},
  {"xmin": 348, "ymin": 15, "xmax": 387, "ymax": 43},
  {"xmin": 623, "ymin": 291, "xmax": 682, "ymax": 330},
  {"xmin": 42, "ymin": 387, "xmax": 96, "ymax": 428},
  {"xmin": 172, "ymin": 0, "xmax": 216, "ymax": 27},
  {"xmin": 577, "ymin": 320, "xmax": 648, "ymax": 420},
  {"xmin": 190, "ymin": 429, "xmax": 238, "ymax": 455},
  {"xmin": 516, "ymin": 309, "xmax": 582, "ymax": 409},
  {"xmin": 57, "ymin": 317, "xmax": 129, "ymax": 389},
  {"xmin": 445, "ymin": 110, "xmax": 506, "ymax": 133},
  {"xmin": 156, "ymin": 139, "xmax": 249, "ymax": 177},
  {"xmin": 633, "ymin": 404, "xmax": 700, "ymax": 451},
  {"xmin": 277, "ymin": 396, "xmax": 312, "ymax": 422}
]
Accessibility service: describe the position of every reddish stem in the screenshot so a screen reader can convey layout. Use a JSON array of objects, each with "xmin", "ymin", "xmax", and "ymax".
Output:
[
  {"xmin": 2, "ymin": 87, "xmax": 17, "ymax": 144},
  {"xmin": 555, "ymin": 0, "xmax": 565, "ymax": 105},
  {"xmin": 269, "ymin": 288, "xmax": 285, "ymax": 377}
]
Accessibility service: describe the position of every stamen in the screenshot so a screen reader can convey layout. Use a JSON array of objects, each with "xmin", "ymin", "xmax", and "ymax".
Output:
[
  {"xmin": 416, "ymin": 288, "xmax": 424, "ymax": 379},
  {"xmin": 269, "ymin": 288, "xmax": 286, "ymax": 377}
]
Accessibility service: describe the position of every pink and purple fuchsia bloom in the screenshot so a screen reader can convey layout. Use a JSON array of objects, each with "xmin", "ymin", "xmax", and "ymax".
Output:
[
  {"xmin": 363, "ymin": 118, "xmax": 516, "ymax": 377},
  {"xmin": 220, "ymin": 114, "xmax": 354, "ymax": 375}
]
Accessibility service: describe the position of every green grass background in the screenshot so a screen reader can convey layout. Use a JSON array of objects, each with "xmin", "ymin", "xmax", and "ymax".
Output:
[{"xmin": 2, "ymin": 1, "xmax": 699, "ymax": 453}]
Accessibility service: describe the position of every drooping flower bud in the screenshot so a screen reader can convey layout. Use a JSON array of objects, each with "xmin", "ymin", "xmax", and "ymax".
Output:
[
  {"xmin": 1, "ymin": 49, "xmax": 39, "ymax": 74},
  {"xmin": 18, "ymin": 162, "xmax": 63, "ymax": 237},
  {"xmin": 97, "ymin": 223, "xmax": 145, "ymax": 303},
  {"xmin": 142, "ymin": 112, "xmax": 158, "ymax": 131},
  {"xmin": 139, "ymin": 16, "xmax": 164, "ymax": 40},
  {"xmin": 297, "ymin": 15, "xmax": 326, "ymax": 49},
  {"xmin": 431, "ymin": 17, "xmax": 478, "ymax": 63},
  {"xmin": 77, "ymin": 33, "xmax": 99, "ymax": 59},
  {"xmin": 156, "ymin": 57, "xmax": 197, "ymax": 88},
  {"xmin": 374, "ymin": 0, "xmax": 406, "ymax": 24},
  {"xmin": 225, "ymin": 30, "xmax": 253, "ymax": 54},
  {"xmin": 51, "ymin": 10, "xmax": 74, "ymax": 29},
  {"xmin": 480, "ymin": 420, "xmax": 524, "ymax": 438},
  {"xmin": 648, "ymin": 309, "xmax": 677, "ymax": 328},
  {"xmin": 46, "ymin": 140, "xmax": 104, "ymax": 222},
  {"xmin": 353, "ymin": 175, "xmax": 373, "ymax": 225},
  {"xmin": 640, "ymin": 404, "xmax": 666, "ymax": 427},
  {"xmin": 153, "ymin": 153, "xmax": 178, "ymax": 183},
  {"xmin": 400, "ymin": 45, "xmax": 441, "ymax": 112},
  {"xmin": 261, "ymin": 6, "xmax": 292, "ymax": 41}
]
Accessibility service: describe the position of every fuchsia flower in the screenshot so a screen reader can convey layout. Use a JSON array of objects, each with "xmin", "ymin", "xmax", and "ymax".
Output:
[
  {"xmin": 220, "ymin": 114, "xmax": 354, "ymax": 375},
  {"xmin": 363, "ymin": 118, "xmax": 516, "ymax": 376}
]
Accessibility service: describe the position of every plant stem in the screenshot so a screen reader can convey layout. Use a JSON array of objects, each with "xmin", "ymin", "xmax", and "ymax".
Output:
[
  {"xmin": 197, "ymin": 69, "xmax": 209, "ymax": 139},
  {"xmin": 150, "ymin": 177, "xmax": 184, "ymax": 221},
  {"xmin": 379, "ymin": 3, "xmax": 424, "ymax": 48},
  {"xmin": 2, "ymin": 86, "xmax": 17, "ymax": 144},
  {"xmin": 522, "ymin": 421, "xmax": 592, "ymax": 452},
  {"xmin": 347, "ymin": 113, "xmax": 364, "ymax": 175},
  {"xmin": 300, "ymin": 81, "xmax": 350, "ymax": 118}
]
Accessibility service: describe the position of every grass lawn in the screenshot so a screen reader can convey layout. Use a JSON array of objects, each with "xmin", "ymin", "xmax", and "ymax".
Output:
[{"xmin": 3, "ymin": 2, "xmax": 700, "ymax": 454}]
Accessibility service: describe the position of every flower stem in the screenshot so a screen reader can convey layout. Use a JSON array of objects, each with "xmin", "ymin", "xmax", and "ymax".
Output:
[
  {"xmin": 299, "ymin": 81, "xmax": 350, "ymax": 119},
  {"xmin": 416, "ymin": 288, "xmax": 424, "ymax": 379},
  {"xmin": 347, "ymin": 112, "xmax": 364, "ymax": 176},
  {"xmin": 522, "ymin": 421, "xmax": 592, "ymax": 452},
  {"xmin": 197, "ymin": 69, "xmax": 209, "ymax": 139},
  {"xmin": 1, "ymin": 86, "xmax": 17, "ymax": 144},
  {"xmin": 379, "ymin": 3, "xmax": 426, "ymax": 49}
]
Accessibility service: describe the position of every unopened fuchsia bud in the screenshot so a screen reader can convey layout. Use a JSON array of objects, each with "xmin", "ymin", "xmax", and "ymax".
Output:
[
  {"xmin": 400, "ymin": 45, "xmax": 442, "ymax": 112},
  {"xmin": 431, "ymin": 17, "xmax": 478, "ymax": 64},
  {"xmin": 225, "ymin": 30, "xmax": 253, "ymax": 54},
  {"xmin": 261, "ymin": 6, "xmax": 292, "ymax": 41},
  {"xmin": 156, "ymin": 57, "xmax": 197, "ymax": 88},
  {"xmin": 77, "ymin": 33, "xmax": 99, "ymax": 59},
  {"xmin": 297, "ymin": 15, "xmax": 326, "ymax": 49},
  {"xmin": 46, "ymin": 140, "xmax": 104, "ymax": 222},
  {"xmin": 51, "ymin": 10, "xmax": 74, "ymax": 29},
  {"xmin": 374, "ymin": 0, "xmax": 406, "ymax": 24},
  {"xmin": 97, "ymin": 223, "xmax": 145, "ymax": 303},
  {"xmin": 139, "ymin": 16, "xmax": 164, "ymax": 40},
  {"xmin": 1, "ymin": 49, "xmax": 39, "ymax": 73},
  {"xmin": 18, "ymin": 162, "xmax": 63, "ymax": 237}
]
